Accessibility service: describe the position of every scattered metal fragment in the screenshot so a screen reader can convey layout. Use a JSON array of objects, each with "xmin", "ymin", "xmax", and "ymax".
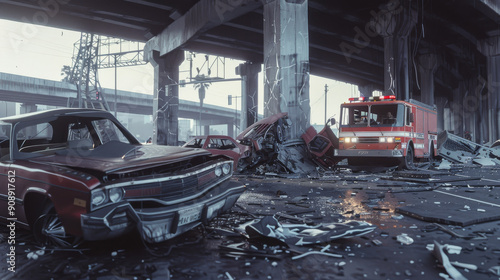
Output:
[
  {"xmin": 438, "ymin": 131, "xmax": 500, "ymax": 166},
  {"xmin": 432, "ymin": 241, "xmax": 468, "ymax": 280},
  {"xmin": 396, "ymin": 234, "xmax": 414, "ymax": 245},
  {"xmin": 291, "ymin": 250, "xmax": 343, "ymax": 260},
  {"xmin": 489, "ymin": 266, "xmax": 500, "ymax": 276},
  {"xmin": 450, "ymin": 261, "xmax": 477, "ymax": 271},
  {"xmin": 245, "ymin": 216, "xmax": 376, "ymax": 246}
]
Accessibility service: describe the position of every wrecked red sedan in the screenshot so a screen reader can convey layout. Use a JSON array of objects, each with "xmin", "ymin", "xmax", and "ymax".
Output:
[{"xmin": 0, "ymin": 108, "xmax": 245, "ymax": 246}]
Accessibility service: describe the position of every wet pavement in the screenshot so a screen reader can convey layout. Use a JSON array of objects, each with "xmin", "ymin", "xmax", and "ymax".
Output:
[{"xmin": 2, "ymin": 164, "xmax": 500, "ymax": 280}]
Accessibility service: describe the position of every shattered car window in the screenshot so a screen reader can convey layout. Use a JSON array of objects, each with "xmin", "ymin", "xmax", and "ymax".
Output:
[
  {"xmin": 92, "ymin": 119, "xmax": 129, "ymax": 144},
  {"xmin": 220, "ymin": 139, "xmax": 237, "ymax": 150},
  {"xmin": 0, "ymin": 124, "xmax": 11, "ymax": 160},
  {"xmin": 185, "ymin": 138, "xmax": 206, "ymax": 148}
]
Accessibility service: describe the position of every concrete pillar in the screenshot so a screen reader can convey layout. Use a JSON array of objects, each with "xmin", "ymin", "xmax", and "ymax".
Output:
[
  {"xmin": 204, "ymin": 125, "xmax": 210, "ymax": 136},
  {"xmin": 0, "ymin": 102, "xmax": 16, "ymax": 118},
  {"xmin": 374, "ymin": 2, "xmax": 416, "ymax": 100},
  {"xmin": 150, "ymin": 50, "xmax": 184, "ymax": 146},
  {"xmin": 227, "ymin": 123, "xmax": 234, "ymax": 139},
  {"xmin": 263, "ymin": 0, "xmax": 310, "ymax": 139},
  {"xmin": 451, "ymin": 82, "xmax": 466, "ymax": 137},
  {"xmin": 358, "ymin": 84, "xmax": 375, "ymax": 98},
  {"xmin": 418, "ymin": 53, "xmax": 438, "ymax": 106},
  {"xmin": 435, "ymin": 97, "xmax": 447, "ymax": 133},
  {"xmin": 236, "ymin": 62, "xmax": 261, "ymax": 130},
  {"xmin": 478, "ymin": 36, "xmax": 500, "ymax": 142},
  {"xmin": 20, "ymin": 103, "xmax": 37, "ymax": 114}
]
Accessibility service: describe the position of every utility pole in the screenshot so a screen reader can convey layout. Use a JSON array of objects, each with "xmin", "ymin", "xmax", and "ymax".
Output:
[{"xmin": 324, "ymin": 84, "xmax": 329, "ymax": 124}]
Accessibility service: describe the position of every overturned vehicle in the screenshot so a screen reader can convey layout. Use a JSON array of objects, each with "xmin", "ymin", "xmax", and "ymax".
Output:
[{"xmin": 0, "ymin": 109, "xmax": 245, "ymax": 246}]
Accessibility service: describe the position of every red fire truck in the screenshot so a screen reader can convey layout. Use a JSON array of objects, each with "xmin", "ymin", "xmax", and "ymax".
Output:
[{"xmin": 334, "ymin": 95, "xmax": 438, "ymax": 169}]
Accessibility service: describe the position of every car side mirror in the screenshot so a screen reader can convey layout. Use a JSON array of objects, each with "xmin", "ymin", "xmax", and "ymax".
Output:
[{"xmin": 328, "ymin": 118, "xmax": 336, "ymax": 126}]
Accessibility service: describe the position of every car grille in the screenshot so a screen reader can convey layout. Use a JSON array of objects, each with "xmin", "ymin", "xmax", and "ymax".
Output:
[{"xmin": 123, "ymin": 167, "xmax": 221, "ymax": 203}]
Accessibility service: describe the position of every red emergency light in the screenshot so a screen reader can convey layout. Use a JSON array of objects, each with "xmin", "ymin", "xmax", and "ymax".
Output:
[
  {"xmin": 348, "ymin": 97, "xmax": 366, "ymax": 102},
  {"xmin": 379, "ymin": 95, "xmax": 396, "ymax": 100}
]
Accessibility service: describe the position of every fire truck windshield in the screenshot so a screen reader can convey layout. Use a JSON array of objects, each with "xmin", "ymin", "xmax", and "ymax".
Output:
[{"xmin": 340, "ymin": 104, "xmax": 404, "ymax": 127}]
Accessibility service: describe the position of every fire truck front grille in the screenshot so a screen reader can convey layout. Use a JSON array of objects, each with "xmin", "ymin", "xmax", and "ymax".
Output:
[{"xmin": 358, "ymin": 137, "xmax": 379, "ymax": 143}]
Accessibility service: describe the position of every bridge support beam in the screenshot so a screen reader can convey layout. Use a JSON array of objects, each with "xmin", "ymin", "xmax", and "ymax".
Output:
[
  {"xmin": 418, "ymin": 53, "xmax": 438, "ymax": 106},
  {"xmin": 375, "ymin": 2, "xmax": 416, "ymax": 100},
  {"xmin": 263, "ymin": 0, "xmax": 310, "ymax": 139},
  {"xmin": 150, "ymin": 49, "xmax": 184, "ymax": 146},
  {"xmin": 236, "ymin": 62, "xmax": 261, "ymax": 131}
]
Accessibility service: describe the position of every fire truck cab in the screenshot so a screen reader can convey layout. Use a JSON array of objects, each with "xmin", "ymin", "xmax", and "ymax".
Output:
[{"xmin": 334, "ymin": 95, "xmax": 437, "ymax": 169}]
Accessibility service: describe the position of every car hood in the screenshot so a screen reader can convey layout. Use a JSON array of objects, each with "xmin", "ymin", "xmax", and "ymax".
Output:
[{"xmin": 30, "ymin": 142, "xmax": 212, "ymax": 175}]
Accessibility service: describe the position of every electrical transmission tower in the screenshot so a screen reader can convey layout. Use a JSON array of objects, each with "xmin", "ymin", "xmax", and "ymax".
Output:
[{"xmin": 67, "ymin": 33, "xmax": 147, "ymax": 111}]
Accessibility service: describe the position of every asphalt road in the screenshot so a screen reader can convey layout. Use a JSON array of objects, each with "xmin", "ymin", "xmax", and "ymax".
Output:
[{"xmin": 1, "ymin": 164, "xmax": 500, "ymax": 280}]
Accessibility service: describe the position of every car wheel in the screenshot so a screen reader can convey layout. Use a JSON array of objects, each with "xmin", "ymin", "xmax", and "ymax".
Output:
[
  {"xmin": 33, "ymin": 203, "xmax": 81, "ymax": 248},
  {"xmin": 400, "ymin": 145, "xmax": 415, "ymax": 170}
]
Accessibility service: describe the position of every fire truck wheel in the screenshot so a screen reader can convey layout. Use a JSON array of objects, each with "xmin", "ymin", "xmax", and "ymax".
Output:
[{"xmin": 400, "ymin": 146, "xmax": 415, "ymax": 170}]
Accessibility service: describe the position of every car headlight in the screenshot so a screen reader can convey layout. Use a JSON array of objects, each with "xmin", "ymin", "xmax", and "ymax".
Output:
[
  {"xmin": 91, "ymin": 190, "xmax": 106, "ymax": 207},
  {"xmin": 109, "ymin": 188, "xmax": 124, "ymax": 203},
  {"xmin": 215, "ymin": 166, "xmax": 222, "ymax": 177},
  {"xmin": 222, "ymin": 163, "xmax": 231, "ymax": 175}
]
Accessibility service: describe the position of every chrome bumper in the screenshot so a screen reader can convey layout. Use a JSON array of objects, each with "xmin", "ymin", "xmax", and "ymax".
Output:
[
  {"xmin": 334, "ymin": 149, "xmax": 404, "ymax": 158},
  {"xmin": 81, "ymin": 181, "xmax": 245, "ymax": 243}
]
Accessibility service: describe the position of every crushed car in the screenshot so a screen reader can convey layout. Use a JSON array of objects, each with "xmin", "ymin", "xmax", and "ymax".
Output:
[
  {"xmin": 182, "ymin": 135, "xmax": 250, "ymax": 171},
  {"xmin": 236, "ymin": 112, "xmax": 325, "ymax": 175},
  {"xmin": 0, "ymin": 108, "xmax": 245, "ymax": 246}
]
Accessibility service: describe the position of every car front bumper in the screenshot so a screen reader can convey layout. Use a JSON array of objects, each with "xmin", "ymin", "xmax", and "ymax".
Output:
[
  {"xmin": 81, "ymin": 180, "xmax": 245, "ymax": 243},
  {"xmin": 334, "ymin": 149, "xmax": 404, "ymax": 158}
]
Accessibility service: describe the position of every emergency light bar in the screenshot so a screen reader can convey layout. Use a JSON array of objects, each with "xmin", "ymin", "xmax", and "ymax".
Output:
[
  {"xmin": 348, "ymin": 97, "xmax": 366, "ymax": 102},
  {"xmin": 348, "ymin": 95, "xmax": 396, "ymax": 102}
]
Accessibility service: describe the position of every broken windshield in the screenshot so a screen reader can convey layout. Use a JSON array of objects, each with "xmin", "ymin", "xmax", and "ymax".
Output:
[{"xmin": 340, "ymin": 104, "xmax": 404, "ymax": 127}]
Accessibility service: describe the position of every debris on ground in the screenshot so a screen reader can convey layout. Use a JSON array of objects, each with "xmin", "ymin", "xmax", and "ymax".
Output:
[
  {"xmin": 243, "ymin": 215, "xmax": 376, "ymax": 246},
  {"xmin": 438, "ymin": 131, "xmax": 500, "ymax": 166}
]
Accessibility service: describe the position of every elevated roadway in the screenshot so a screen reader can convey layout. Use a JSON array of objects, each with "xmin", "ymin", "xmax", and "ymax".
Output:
[{"xmin": 0, "ymin": 72, "xmax": 238, "ymax": 127}]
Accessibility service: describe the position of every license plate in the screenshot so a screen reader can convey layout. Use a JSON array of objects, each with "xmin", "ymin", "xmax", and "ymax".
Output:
[{"xmin": 178, "ymin": 206, "xmax": 202, "ymax": 226}]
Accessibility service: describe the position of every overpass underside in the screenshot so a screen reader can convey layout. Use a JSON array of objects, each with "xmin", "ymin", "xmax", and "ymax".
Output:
[
  {"xmin": 0, "ymin": 0, "xmax": 499, "ymax": 144},
  {"xmin": 142, "ymin": 0, "xmax": 500, "ymax": 145}
]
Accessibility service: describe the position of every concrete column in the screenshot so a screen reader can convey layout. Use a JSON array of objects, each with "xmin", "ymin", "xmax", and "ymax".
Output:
[
  {"xmin": 358, "ymin": 84, "xmax": 376, "ymax": 98},
  {"xmin": 478, "ymin": 36, "xmax": 500, "ymax": 142},
  {"xmin": 150, "ymin": 50, "xmax": 184, "ymax": 146},
  {"xmin": 204, "ymin": 125, "xmax": 210, "ymax": 136},
  {"xmin": 435, "ymin": 97, "xmax": 447, "ymax": 133},
  {"xmin": 236, "ymin": 62, "xmax": 261, "ymax": 130},
  {"xmin": 374, "ymin": 2, "xmax": 416, "ymax": 100},
  {"xmin": 20, "ymin": 103, "xmax": 37, "ymax": 114},
  {"xmin": 451, "ymin": 82, "xmax": 466, "ymax": 137},
  {"xmin": 0, "ymin": 102, "xmax": 16, "ymax": 118},
  {"xmin": 418, "ymin": 53, "xmax": 438, "ymax": 106},
  {"xmin": 263, "ymin": 0, "xmax": 310, "ymax": 139},
  {"xmin": 227, "ymin": 123, "xmax": 234, "ymax": 139}
]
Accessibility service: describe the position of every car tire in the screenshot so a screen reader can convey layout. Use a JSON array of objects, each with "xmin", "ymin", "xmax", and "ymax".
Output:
[{"xmin": 33, "ymin": 202, "xmax": 81, "ymax": 248}]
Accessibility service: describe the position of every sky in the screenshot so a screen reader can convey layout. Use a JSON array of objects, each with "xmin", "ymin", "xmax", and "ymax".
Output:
[{"xmin": 0, "ymin": 19, "xmax": 360, "ymax": 129}]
